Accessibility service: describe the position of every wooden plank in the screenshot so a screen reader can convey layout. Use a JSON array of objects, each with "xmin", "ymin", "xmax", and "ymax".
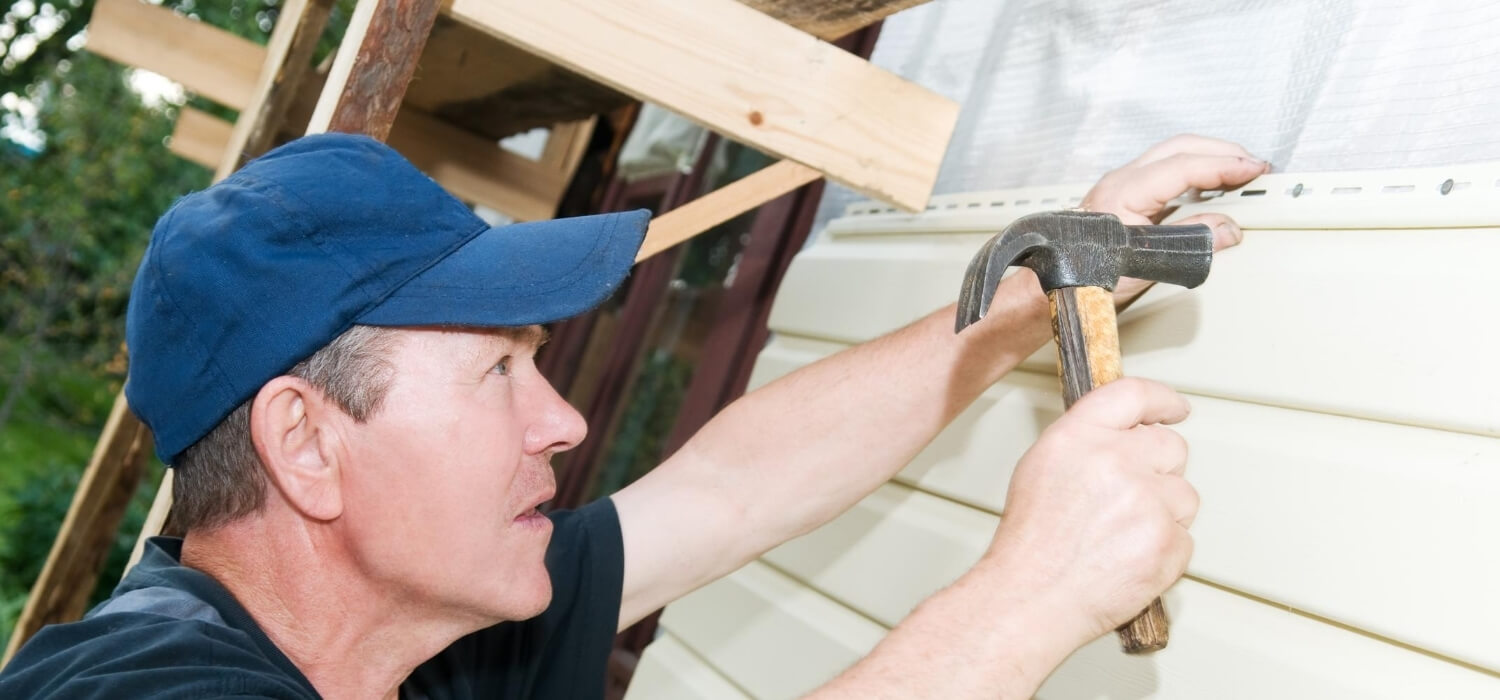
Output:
[
  {"xmin": 214, "ymin": 0, "xmax": 336, "ymax": 180},
  {"xmin": 637, "ymin": 160, "xmax": 822, "ymax": 262},
  {"xmin": 387, "ymin": 108, "xmax": 566, "ymax": 221},
  {"xmin": 2, "ymin": 394, "xmax": 152, "ymax": 664},
  {"xmin": 405, "ymin": 0, "xmax": 910, "ymax": 141},
  {"xmin": 625, "ymin": 633, "xmax": 751, "ymax": 700},
  {"xmin": 86, "ymin": 0, "xmax": 265, "ymax": 110},
  {"xmin": 740, "ymin": 0, "xmax": 934, "ymax": 40},
  {"xmin": 168, "ymin": 106, "xmax": 234, "ymax": 169},
  {"xmin": 658, "ymin": 560, "xmax": 883, "ymax": 700},
  {"xmin": 408, "ymin": 15, "xmax": 624, "ymax": 142},
  {"xmin": 538, "ymin": 119, "xmax": 596, "ymax": 177},
  {"xmin": 123, "ymin": 470, "xmax": 174, "ymax": 575},
  {"xmin": 172, "ymin": 104, "xmax": 578, "ymax": 221},
  {"xmin": 305, "ymin": 0, "xmax": 442, "ymax": 139},
  {"xmin": 446, "ymin": 0, "xmax": 958, "ymax": 212}
]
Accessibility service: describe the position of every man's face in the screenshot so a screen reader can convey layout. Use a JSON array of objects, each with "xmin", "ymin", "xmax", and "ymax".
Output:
[{"xmin": 334, "ymin": 325, "xmax": 584, "ymax": 625}]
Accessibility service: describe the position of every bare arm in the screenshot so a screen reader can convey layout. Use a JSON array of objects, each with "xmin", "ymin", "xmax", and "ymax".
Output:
[
  {"xmin": 807, "ymin": 378, "xmax": 1201, "ymax": 698},
  {"xmin": 612, "ymin": 272, "xmax": 1051, "ymax": 628},
  {"xmin": 610, "ymin": 135, "xmax": 1268, "ymax": 635}
]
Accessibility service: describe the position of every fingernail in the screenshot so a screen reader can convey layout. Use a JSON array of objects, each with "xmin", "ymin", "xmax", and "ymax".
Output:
[{"xmin": 1216, "ymin": 221, "xmax": 1243, "ymax": 245}]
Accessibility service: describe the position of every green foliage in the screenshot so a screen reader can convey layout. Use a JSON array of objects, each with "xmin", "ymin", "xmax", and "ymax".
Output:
[
  {"xmin": 591, "ymin": 350, "xmax": 695, "ymax": 500},
  {"xmin": 0, "ymin": 0, "xmax": 353, "ymax": 651}
]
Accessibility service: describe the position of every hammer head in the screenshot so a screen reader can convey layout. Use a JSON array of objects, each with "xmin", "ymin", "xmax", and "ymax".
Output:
[{"xmin": 955, "ymin": 211, "xmax": 1214, "ymax": 333}]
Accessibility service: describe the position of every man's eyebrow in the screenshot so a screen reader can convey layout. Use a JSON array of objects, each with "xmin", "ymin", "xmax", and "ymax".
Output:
[{"xmin": 501, "ymin": 325, "xmax": 549, "ymax": 351}]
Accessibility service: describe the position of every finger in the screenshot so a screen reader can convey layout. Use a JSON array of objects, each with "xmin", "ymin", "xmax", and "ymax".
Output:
[
  {"xmin": 1128, "ymin": 134, "xmax": 1260, "ymax": 167},
  {"xmin": 1067, "ymin": 378, "xmax": 1192, "ymax": 431},
  {"xmin": 1123, "ymin": 154, "xmax": 1269, "ymax": 215},
  {"xmin": 1159, "ymin": 475, "xmax": 1200, "ymax": 528},
  {"xmin": 1125, "ymin": 424, "xmax": 1189, "ymax": 475},
  {"xmin": 1172, "ymin": 212, "xmax": 1243, "ymax": 251}
]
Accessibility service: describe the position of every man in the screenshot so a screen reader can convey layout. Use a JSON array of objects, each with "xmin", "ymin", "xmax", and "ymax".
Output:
[{"xmin": 0, "ymin": 133, "xmax": 1266, "ymax": 698}]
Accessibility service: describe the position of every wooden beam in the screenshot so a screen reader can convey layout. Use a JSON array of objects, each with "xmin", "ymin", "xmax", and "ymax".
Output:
[
  {"xmin": 86, "ymin": 0, "xmax": 265, "ymax": 110},
  {"xmin": 387, "ymin": 108, "xmax": 568, "ymax": 221},
  {"xmin": 2, "ymin": 394, "xmax": 151, "ymax": 664},
  {"xmin": 407, "ymin": 2, "xmax": 921, "ymax": 141},
  {"xmin": 638, "ymin": 160, "xmax": 822, "ymax": 262},
  {"xmin": 446, "ymin": 0, "xmax": 958, "ymax": 211},
  {"xmin": 539, "ymin": 119, "xmax": 597, "ymax": 176},
  {"xmin": 174, "ymin": 103, "xmax": 585, "ymax": 222},
  {"xmin": 214, "ymin": 0, "xmax": 336, "ymax": 180},
  {"xmin": 168, "ymin": 107, "xmax": 234, "ymax": 169},
  {"xmin": 124, "ymin": 470, "xmax": 175, "ymax": 575},
  {"xmin": 305, "ymin": 0, "xmax": 442, "ymax": 139},
  {"xmin": 741, "ymin": 0, "xmax": 933, "ymax": 41}
]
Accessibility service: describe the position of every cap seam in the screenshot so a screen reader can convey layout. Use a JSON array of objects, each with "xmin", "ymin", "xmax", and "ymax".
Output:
[{"xmin": 269, "ymin": 176, "xmax": 367, "ymax": 287}]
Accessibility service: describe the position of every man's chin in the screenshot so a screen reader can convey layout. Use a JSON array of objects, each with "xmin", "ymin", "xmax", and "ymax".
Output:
[{"xmin": 511, "ymin": 577, "xmax": 554, "ymax": 620}]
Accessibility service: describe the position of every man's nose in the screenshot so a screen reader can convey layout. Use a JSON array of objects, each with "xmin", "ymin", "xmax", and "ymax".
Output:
[{"xmin": 524, "ymin": 377, "xmax": 588, "ymax": 456}]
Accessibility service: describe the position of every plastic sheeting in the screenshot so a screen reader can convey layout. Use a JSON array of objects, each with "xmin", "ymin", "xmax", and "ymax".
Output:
[{"xmin": 813, "ymin": 0, "xmax": 1500, "ymax": 228}]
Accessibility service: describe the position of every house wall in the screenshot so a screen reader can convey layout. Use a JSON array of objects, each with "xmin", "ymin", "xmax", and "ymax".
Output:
[{"xmin": 625, "ymin": 164, "xmax": 1500, "ymax": 698}]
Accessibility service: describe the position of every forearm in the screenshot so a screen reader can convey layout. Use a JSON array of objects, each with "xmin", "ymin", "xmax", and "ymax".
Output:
[
  {"xmin": 806, "ymin": 554, "xmax": 1082, "ymax": 699},
  {"xmin": 673, "ymin": 271, "xmax": 1050, "ymax": 555}
]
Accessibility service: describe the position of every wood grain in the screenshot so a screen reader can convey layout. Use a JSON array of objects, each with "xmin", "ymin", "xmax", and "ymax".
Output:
[
  {"xmin": 446, "ymin": 0, "xmax": 958, "ymax": 211},
  {"xmin": 168, "ymin": 107, "xmax": 234, "ymax": 169},
  {"xmin": 214, "ymin": 0, "xmax": 335, "ymax": 180},
  {"xmin": 306, "ymin": 0, "xmax": 441, "ymax": 139},
  {"xmin": 1052, "ymin": 285, "xmax": 1166, "ymax": 653},
  {"xmin": 638, "ymin": 161, "xmax": 822, "ymax": 262},
  {"xmin": 86, "ymin": 0, "xmax": 264, "ymax": 110}
]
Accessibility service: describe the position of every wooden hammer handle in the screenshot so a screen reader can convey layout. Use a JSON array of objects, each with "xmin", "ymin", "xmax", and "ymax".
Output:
[{"xmin": 1048, "ymin": 285, "xmax": 1169, "ymax": 654}]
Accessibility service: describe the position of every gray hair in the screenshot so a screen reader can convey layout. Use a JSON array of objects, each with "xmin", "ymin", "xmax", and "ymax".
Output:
[{"xmin": 171, "ymin": 325, "xmax": 399, "ymax": 532}]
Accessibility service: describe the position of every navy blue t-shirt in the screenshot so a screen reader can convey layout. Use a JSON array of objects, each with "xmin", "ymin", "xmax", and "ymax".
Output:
[{"xmin": 0, "ymin": 498, "xmax": 625, "ymax": 699}]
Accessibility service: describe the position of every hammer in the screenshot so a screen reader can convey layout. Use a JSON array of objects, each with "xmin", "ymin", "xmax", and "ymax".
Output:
[{"xmin": 954, "ymin": 210, "xmax": 1214, "ymax": 654}]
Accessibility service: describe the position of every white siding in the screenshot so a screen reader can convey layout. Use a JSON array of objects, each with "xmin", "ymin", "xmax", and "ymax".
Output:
[
  {"xmin": 634, "ymin": 165, "xmax": 1500, "ymax": 697},
  {"xmin": 626, "ymin": 633, "xmax": 750, "ymax": 700}
]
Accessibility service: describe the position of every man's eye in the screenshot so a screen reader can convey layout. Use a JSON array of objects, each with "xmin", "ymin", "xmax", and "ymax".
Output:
[{"xmin": 492, "ymin": 357, "xmax": 511, "ymax": 376}]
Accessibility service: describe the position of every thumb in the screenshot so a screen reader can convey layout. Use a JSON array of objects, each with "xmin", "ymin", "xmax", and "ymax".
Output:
[{"xmin": 1172, "ymin": 212, "xmax": 1244, "ymax": 252}]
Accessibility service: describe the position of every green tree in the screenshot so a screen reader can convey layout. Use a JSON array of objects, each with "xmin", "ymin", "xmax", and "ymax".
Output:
[{"xmin": 0, "ymin": 0, "xmax": 353, "ymax": 650}]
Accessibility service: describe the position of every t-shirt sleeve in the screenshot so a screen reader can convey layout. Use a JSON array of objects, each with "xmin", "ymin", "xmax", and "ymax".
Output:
[{"xmin": 404, "ymin": 497, "xmax": 626, "ymax": 700}]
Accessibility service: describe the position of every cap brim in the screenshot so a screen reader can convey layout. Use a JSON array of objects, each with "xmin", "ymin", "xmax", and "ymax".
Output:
[{"xmin": 357, "ymin": 209, "xmax": 650, "ymax": 327}]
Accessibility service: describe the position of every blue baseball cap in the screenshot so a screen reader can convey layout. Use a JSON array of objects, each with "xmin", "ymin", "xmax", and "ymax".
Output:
[{"xmin": 125, "ymin": 133, "xmax": 650, "ymax": 464}]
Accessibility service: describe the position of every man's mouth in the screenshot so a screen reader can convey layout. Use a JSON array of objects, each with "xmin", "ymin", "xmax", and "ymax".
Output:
[
  {"xmin": 514, "ymin": 488, "xmax": 555, "ymax": 528},
  {"xmin": 515, "ymin": 507, "xmax": 548, "ymax": 526}
]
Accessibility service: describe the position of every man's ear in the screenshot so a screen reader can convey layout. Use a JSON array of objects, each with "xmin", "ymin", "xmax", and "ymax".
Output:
[{"xmin": 249, "ymin": 376, "xmax": 344, "ymax": 521}]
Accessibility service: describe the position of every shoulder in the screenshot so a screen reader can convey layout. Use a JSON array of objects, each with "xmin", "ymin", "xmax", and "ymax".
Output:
[{"xmin": 0, "ymin": 613, "xmax": 314, "ymax": 699}]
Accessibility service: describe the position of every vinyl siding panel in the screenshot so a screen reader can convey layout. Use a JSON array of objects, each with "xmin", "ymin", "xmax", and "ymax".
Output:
[
  {"xmin": 625, "ymin": 633, "xmax": 751, "ymax": 700},
  {"xmin": 633, "ymin": 165, "xmax": 1500, "ymax": 697}
]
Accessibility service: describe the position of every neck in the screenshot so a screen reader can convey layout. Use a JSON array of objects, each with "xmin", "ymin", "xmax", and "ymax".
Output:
[{"xmin": 181, "ymin": 516, "xmax": 481, "ymax": 700}]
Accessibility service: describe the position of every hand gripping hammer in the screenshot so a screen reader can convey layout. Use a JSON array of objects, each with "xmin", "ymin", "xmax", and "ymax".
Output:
[{"xmin": 954, "ymin": 210, "xmax": 1215, "ymax": 654}]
